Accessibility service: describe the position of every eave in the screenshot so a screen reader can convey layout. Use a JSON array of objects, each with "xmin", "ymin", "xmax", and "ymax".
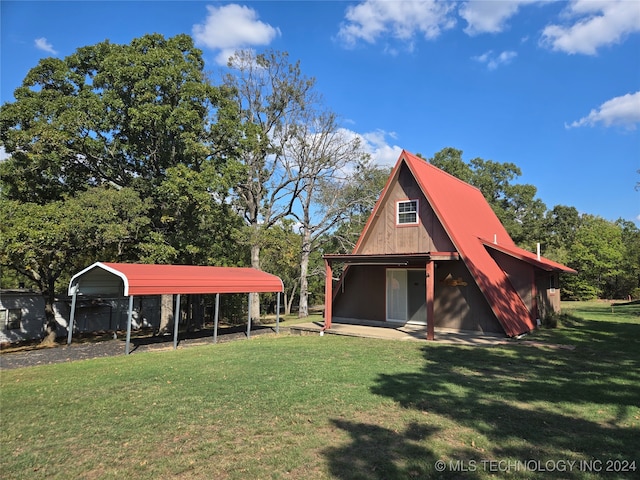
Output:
[{"xmin": 323, "ymin": 252, "xmax": 460, "ymax": 265}]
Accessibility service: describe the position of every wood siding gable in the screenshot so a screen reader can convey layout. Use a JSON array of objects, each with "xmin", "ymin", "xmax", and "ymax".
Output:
[{"xmin": 355, "ymin": 163, "xmax": 455, "ymax": 255}]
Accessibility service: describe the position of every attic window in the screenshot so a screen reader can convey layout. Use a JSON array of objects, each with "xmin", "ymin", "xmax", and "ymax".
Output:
[{"xmin": 397, "ymin": 200, "xmax": 418, "ymax": 225}]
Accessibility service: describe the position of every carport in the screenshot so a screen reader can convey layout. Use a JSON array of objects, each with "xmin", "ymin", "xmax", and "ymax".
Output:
[{"xmin": 67, "ymin": 262, "xmax": 284, "ymax": 354}]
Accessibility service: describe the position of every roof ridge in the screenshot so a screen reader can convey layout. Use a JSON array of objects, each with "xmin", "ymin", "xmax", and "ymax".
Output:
[{"xmin": 401, "ymin": 150, "xmax": 486, "ymax": 196}]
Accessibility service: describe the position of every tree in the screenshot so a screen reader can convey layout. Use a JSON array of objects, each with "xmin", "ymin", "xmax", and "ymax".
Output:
[
  {"xmin": 282, "ymin": 109, "xmax": 369, "ymax": 317},
  {"xmin": 540, "ymin": 205, "xmax": 581, "ymax": 265},
  {"xmin": 1, "ymin": 34, "xmax": 233, "ymax": 201},
  {"xmin": 222, "ymin": 50, "xmax": 316, "ymax": 321},
  {"xmin": 1, "ymin": 33, "xmax": 245, "ymax": 335},
  {"xmin": 0, "ymin": 187, "xmax": 150, "ymax": 342},
  {"xmin": 260, "ymin": 221, "xmax": 302, "ymax": 315},
  {"xmin": 563, "ymin": 215, "xmax": 625, "ymax": 300},
  {"xmin": 613, "ymin": 219, "xmax": 640, "ymax": 299}
]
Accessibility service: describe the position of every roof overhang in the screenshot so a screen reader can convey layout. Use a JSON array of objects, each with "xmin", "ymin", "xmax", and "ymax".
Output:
[
  {"xmin": 68, "ymin": 262, "xmax": 284, "ymax": 297},
  {"xmin": 323, "ymin": 252, "xmax": 459, "ymax": 265},
  {"xmin": 480, "ymin": 239, "xmax": 577, "ymax": 274}
]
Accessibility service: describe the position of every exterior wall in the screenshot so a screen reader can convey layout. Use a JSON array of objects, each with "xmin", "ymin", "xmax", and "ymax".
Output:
[
  {"xmin": 0, "ymin": 292, "xmax": 47, "ymax": 344},
  {"xmin": 536, "ymin": 273, "xmax": 561, "ymax": 319},
  {"xmin": 333, "ymin": 266, "xmax": 386, "ymax": 322},
  {"xmin": 357, "ymin": 164, "xmax": 454, "ymax": 255},
  {"xmin": 488, "ymin": 250, "xmax": 536, "ymax": 320},
  {"xmin": 434, "ymin": 261, "xmax": 503, "ymax": 333},
  {"xmin": 0, "ymin": 292, "xmax": 161, "ymax": 345},
  {"xmin": 332, "ymin": 261, "xmax": 504, "ymax": 334}
]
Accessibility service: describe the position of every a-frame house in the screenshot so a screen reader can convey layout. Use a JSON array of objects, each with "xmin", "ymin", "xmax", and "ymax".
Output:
[{"xmin": 323, "ymin": 150, "xmax": 575, "ymax": 339}]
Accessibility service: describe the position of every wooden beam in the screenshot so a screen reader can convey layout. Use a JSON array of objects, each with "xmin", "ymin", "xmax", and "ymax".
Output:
[
  {"xmin": 426, "ymin": 261, "xmax": 435, "ymax": 341},
  {"xmin": 324, "ymin": 259, "xmax": 333, "ymax": 330}
]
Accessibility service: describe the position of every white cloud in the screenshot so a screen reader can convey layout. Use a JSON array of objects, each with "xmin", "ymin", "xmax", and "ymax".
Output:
[
  {"xmin": 34, "ymin": 37, "xmax": 57, "ymax": 55},
  {"xmin": 459, "ymin": 0, "xmax": 526, "ymax": 35},
  {"xmin": 566, "ymin": 91, "xmax": 640, "ymax": 130},
  {"xmin": 360, "ymin": 129, "xmax": 403, "ymax": 167},
  {"xmin": 192, "ymin": 4, "xmax": 280, "ymax": 65},
  {"xmin": 333, "ymin": 128, "xmax": 402, "ymax": 168},
  {"xmin": 473, "ymin": 50, "xmax": 518, "ymax": 70},
  {"xmin": 541, "ymin": 0, "xmax": 640, "ymax": 55},
  {"xmin": 337, "ymin": 0, "xmax": 456, "ymax": 48}
]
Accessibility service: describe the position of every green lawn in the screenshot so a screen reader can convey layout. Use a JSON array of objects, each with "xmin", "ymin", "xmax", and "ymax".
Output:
[{"xmin": 1, "ymin": 302, "xmax": 638, "ymax": 479}]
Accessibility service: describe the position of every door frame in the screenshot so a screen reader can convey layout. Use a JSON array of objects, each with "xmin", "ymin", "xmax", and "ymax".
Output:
[{"xmin": 385, "ymin": 267, "xmax": 427, "ymax": 325}]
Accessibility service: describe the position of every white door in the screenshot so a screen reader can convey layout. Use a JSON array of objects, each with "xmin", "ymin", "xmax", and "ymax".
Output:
[{"xmin": 386, "ymin": 269, "xmax": 427, "ymax": 325}]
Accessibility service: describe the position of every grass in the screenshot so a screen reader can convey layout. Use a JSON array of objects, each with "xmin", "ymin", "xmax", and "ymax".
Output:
[{"xmin": 1, "ymin": 302, "xmax": 639, "ymax": 479}]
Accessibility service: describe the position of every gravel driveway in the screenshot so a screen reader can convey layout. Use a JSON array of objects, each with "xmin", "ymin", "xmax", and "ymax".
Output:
[{"xmin": 0, "ymin": 325, "xmax": 282, "ymax": 370}]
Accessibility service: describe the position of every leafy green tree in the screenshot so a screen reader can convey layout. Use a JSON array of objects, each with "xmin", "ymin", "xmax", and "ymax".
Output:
[
  {"xmin": 1, "ymin": 33, "xmax": 240, "ymax": 236},
  {"xmin": 1, "ymin": 33, "xmax": 246, "ymax": 335},
  {"xmin": 153, "ymin": 163, "xmax": 247, "ymax": 266},
  {"xmin": 538, "ymin": 204, "xmax": 581, "ymax": 274},
  {"xmin": 428, "ymin": 147, "xmax": 473, "ymax": 183},
  {"xmin": 613, "ymin": 219, "xmax": 640, "ymax": 299},
  {"xmin": 260, "ymin": 221, "xmax": 302, "ymax": 315},
  {"xmin": 0, "ymin": 56, "xmax": 94, "ymax": 202},
  {"xmin": 0, "ymin": 187, "xmax": 150, "ymax": 342},
  {"xmin": 563, "ymin": 215, "xmax": 625, "ymax": 300}
]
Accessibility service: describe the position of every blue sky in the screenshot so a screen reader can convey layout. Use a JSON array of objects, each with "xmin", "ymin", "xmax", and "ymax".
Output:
[{"xmin": 2, "ymin": 1, "xmax": 639, "ymax": 225}]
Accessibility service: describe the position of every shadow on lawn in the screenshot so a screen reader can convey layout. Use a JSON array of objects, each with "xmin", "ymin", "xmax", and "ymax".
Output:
[
  {"xmin": 324, "ymin": 314, "xmax": 639, "ymax": 479},
  {"xmin": 362, "ymin": 316, "xmax": 640, "ymax": 478},
  {"xmin": 323, "ymin": 421, "xmax": 455, "ymax": 480}
]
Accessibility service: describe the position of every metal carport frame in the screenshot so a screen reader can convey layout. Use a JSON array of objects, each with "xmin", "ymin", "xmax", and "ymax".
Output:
[{"xmin": 67, "ymin": 262, "xmax": 284, "ymax": 354}]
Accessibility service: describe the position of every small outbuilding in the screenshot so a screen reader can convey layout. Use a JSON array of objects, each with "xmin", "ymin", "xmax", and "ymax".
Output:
[
  {"xmin": 68, "ymin": 262, "xmax": 284, "ymax": 354},
  {"xmin": 323, "ymin": 150, "xmax": 575, "ymax": 339}
]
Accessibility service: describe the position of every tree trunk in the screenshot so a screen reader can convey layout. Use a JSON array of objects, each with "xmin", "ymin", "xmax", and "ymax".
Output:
[
  {"xmin": 298, "ymin": 228, "xmax": 312, "ymax": 318},
  {"xmin": 158, "ymin": 294, "xmax": 173, "ymax": 334},
  {"xmin": 250, "ymin": 243, "xmax": 261, "ymax": 323},
  {"xmin": 40, "ymin": 292, "xmax": 58, "ymax": 346},
  {"xmin": 286, "ymin": 284, "xmax": 297, "ymax": 316},
  {"xmin": 40, "ymin": 275, "xmax": 58, "ymax": 346}
]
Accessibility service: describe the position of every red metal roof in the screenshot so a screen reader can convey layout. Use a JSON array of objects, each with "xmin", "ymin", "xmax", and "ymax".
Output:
[
  {"xmin": 69, "ymin": 262, "xmax": 284, "ymax": 296},
  {"xmin": 481, "ymin": 239, "xmax": 576, "ymax": 273},
  {"xmin": 357, "ymin": 151, "xmax": 574, "ymax": 337}
]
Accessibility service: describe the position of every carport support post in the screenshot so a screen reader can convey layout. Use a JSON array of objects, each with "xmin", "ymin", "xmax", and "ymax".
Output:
[
  {"xmin": 213, "ymin": 293, "xmax": 220, "ymax": 344},
  {"xmin": 125, "ymin": 295, "xmax": 134, "ymax": 355},
  {"xmin": 67, "ymin": 285, "xmax": 78, "ymax": 346},
  {"xmin": 276, "ymin": 292, "xmax": 280, "ymax": 334},
  {"xmin": 426, "ymin": 261, "xmax": 435, "ymax": 341},
  {"xmin": 173, "ymin": 294, "xmax": 181, "ymax": 350},
  {"xmin": 246, "ymin": 293, "xmax": 252, "ymax": 339}
]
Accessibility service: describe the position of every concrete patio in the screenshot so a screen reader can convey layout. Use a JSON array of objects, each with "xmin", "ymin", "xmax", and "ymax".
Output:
[{"xmin": 289, "ymin": 321, "xmax": 509, "ymax": 346}]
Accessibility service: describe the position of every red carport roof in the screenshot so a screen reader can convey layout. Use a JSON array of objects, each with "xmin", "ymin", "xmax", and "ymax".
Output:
[{"xmin": 69, "ymin": 262, "xmax": 284, "ymax": 297}]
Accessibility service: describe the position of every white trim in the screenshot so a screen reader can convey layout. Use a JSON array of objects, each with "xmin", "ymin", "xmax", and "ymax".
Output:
[
  {"xmin": 67, "ymin": 262, "xmax": 130, "ymax": 296},
  {"xmin": 396, "ymin": 199, "xmax": 419, "ymax": 225},
  {"xmin": 385, "ymin": 268, "xmax": 428, "ymax": 325}
]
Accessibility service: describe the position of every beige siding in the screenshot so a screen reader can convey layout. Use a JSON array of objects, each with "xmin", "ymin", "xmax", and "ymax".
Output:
[{"xmin": 357, "ymin": 164, "xmax": 454, "ymax": 255}]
